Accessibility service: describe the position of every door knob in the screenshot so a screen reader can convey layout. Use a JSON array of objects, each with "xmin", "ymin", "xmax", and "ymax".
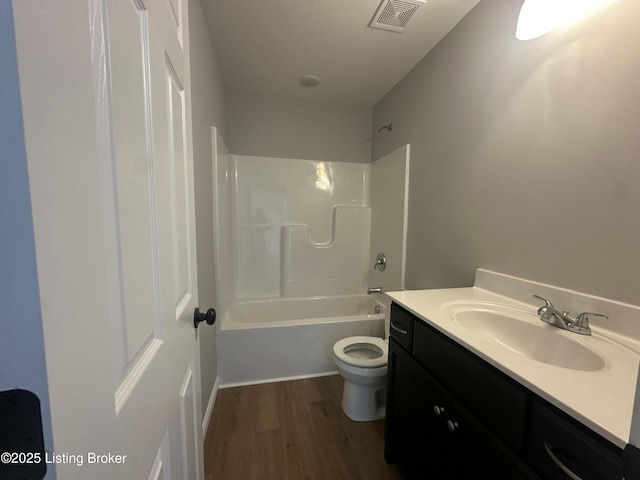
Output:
[{"xmin": 193, "ymin": 307, "xmax": 216, "ymax": 328}]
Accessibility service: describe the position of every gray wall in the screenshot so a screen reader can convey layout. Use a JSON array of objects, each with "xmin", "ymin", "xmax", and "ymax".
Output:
[
  {"xmin": 189, "ymin": 0, "xmax": 227, "ymax": 414},
  {"xmin": 227, "ymin": 92, "xmax": 373, "ymax": 163},
  {"xmin": 373, "ymin": 0, "xmax": 640, "ymax": 306},
  {"xmin": 0, "ymin": 3, "xmax": 54, "ymax": 476}
]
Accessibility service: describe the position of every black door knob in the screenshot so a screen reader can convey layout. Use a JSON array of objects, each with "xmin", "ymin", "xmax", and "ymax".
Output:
[{"xmin": 193, "ymin": 307, "xmax": 216, "ymax": 328}]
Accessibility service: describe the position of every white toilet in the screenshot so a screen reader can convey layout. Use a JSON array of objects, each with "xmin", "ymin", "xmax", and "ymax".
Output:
[{"xmin": 333, "ymin": 335, "xmax": 389, "ymax": 421}]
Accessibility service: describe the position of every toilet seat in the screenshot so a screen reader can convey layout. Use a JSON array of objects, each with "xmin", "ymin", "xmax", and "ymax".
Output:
[{"xmin": 333, "ymin": 336, "xmax": 388, "ymax": 368}]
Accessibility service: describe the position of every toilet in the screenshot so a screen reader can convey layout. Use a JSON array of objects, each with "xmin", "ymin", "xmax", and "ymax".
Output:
[{"xmin": 333, "ymin": 335, "xmax": 389, "ymax": 421}]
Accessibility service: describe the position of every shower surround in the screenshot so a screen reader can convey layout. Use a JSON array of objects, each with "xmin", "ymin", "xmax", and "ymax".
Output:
[{"xmin": 212, "ymin": 144, "xmax": 409, "ymax": 386}]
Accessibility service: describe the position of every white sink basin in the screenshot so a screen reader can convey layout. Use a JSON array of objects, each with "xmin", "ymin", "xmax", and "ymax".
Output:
[{"xmin": 443, "ymin": 302, "xmax": 606, "ymax": 371}]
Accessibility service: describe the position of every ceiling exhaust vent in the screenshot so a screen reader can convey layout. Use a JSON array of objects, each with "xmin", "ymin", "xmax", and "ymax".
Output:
[{"xmin": 369, "ymin": 0, "xmax": 426, "ymax": 33}]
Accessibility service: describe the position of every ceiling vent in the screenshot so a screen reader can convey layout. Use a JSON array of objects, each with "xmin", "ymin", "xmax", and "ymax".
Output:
[{"xmin": 369, "ymin": 0, "xmax": 426, "ymax": 33}]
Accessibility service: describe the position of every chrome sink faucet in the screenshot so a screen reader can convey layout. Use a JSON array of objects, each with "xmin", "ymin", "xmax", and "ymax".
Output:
[
  {"xmin": 533, "ymin": 294, "xmax": 572, "ymax": 330},
  {"xmin": 533, "ymin": 295, "xmax": 608, "ymax": 336}
]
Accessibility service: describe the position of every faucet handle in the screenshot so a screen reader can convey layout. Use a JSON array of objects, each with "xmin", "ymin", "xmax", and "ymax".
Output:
[
  {"xmin": 373, "ymin": 253, "xmax": 386, "ymax": 272},
  {"xmin": 533, "ymin": 294, "xmax": 554, "ymax": 309},
  {"xmin": 568, "ymin": 312, "xmax": 608, "ymax": 336},
  {"xmin": 574, "ymin": 312, "xmax": 608, "ymax": 327},
  {"xmin": 533, "ymin": 294, "xmax": 555, "ymax": 321}
]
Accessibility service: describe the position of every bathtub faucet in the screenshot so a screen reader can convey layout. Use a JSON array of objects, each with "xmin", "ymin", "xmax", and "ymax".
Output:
[{"xmin": 367, "ymin": 287, "xmax": 382, "ymax": 294}]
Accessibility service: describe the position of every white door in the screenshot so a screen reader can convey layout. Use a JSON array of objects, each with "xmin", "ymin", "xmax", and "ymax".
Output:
[{"xmin": 12, "ymin": 0, "xmax": 206, "ymax": 479}]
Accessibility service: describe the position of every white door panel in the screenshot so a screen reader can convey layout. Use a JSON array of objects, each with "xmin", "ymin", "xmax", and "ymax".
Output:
[
  {"xmin": 12, "ymin": 0, "xmax": 204, "ymax": 478},
  {"xmin": 179, "ymin": 362, "xmax": 198, "ymax": 480},
  {"xmin": 107, "ymin": 0, "xmax": 161, "ymax": 371},
  {"xmin": 166, "ymin": 64, "xmax": 192, "ymax": 308}
]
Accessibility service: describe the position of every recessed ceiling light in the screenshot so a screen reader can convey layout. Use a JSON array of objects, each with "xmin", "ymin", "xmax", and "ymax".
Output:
[{"xmin": 299, "ymin": 75, "xmax": 321, "ymax": 87}]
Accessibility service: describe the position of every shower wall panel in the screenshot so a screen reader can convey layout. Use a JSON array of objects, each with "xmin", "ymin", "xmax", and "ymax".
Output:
[
  {"xmin": 212, "ymin": 129, "xmax": 234, "ymax": 310},
  {"xmin": 369, "ymin": 144, "xmax": 410, "ymax": 292},
  {"xmin": 232, "ymin": 155, "xmax": 370, "ymax": 299}
]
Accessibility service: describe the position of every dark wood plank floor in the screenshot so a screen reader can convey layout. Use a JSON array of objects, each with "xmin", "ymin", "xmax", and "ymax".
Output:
[{"xmin": 204, "ymin": 374, "xmax": 404, "ymax": 480}]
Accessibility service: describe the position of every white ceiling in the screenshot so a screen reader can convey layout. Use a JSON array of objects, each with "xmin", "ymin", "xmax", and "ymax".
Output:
[{"xmin": 201, "ymin": 0, "xmax": 480, "ymax": 107}]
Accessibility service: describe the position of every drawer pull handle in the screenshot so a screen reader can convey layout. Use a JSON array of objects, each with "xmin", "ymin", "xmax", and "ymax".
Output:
[
  {"xmin": 433, "ymin": 405, "xmax": 445, "ymax": 416},
  {"xmin": 543, "ymin": 441, "xmax": 582, "ymax": 480},
  {"xmin": 446, "ymin": 420, "xmax": 459, "ymax": 432},
  {"xmin": 391, "ymin": 321, "xmax": 408, "ymax": 335}
]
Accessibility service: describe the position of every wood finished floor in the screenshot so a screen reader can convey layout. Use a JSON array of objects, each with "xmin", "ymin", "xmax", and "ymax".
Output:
[{"xmin": 204, "ymin": 374, "xmax": 404, "ymax": 480}]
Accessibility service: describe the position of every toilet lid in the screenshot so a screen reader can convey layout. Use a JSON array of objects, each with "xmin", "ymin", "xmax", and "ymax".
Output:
[{"xmin": 333, "ymin": 336, "xmax": 388, "ymax": 368}]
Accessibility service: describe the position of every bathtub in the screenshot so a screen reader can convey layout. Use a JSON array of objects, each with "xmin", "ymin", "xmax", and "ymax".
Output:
[{"xmin": 217, "ymin": 295, "xmax": 386, "ymax": 387}]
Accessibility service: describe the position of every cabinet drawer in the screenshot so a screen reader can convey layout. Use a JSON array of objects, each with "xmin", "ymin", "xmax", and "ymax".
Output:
[
  {"xmin": 389, "ymin": 303, "xmax": 414, "ymax": 352},
  {"xmin": 413, "ymin": 319, "xmax": 527, "ymax": 452},
  {"xmin": 527, "ymin": 400, "xmax": 623, "ymax": 480}
]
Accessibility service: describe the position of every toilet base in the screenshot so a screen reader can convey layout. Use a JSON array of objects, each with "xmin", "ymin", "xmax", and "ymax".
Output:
[{"xmin": 341, "ymin": 378, "xmax": 386, "ymax": 422}]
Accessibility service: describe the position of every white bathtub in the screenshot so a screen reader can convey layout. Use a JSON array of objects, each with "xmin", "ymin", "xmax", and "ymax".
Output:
[{"xmin": 217, "ymin": 295, "xmax": 386, "ymax": 386}]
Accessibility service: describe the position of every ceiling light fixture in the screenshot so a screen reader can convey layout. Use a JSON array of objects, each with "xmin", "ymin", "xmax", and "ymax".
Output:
[
  {"xmin": 516, "ymin": 0, "xmax": 614, "ymax": 41},
  {"xmin": 299, "ymin": 75, "xmax": 321, "ymax": 87}
]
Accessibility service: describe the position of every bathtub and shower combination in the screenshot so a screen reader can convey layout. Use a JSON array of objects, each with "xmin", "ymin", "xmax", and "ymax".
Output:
[{"xmin": 212, "ymin": 147, "xmax": 409, "ymax": 388}]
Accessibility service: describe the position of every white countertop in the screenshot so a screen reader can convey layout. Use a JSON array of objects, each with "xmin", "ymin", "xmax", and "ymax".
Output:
[{"xmin": 386, "ymin": 281, "xmax": 640, "ymax": 449}]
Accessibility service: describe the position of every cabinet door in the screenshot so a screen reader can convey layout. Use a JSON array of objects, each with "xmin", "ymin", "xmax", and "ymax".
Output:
[
  {"xmin": 414, "ymin": 319, "xmax": 527, "ymax": 452},
  {"xmin": 386, "ymin": 337, "xmax": 452, "ymax": 479},
  {"xmin": 450, "ymin": 399, "xmax": 539, "ymax": 480}
]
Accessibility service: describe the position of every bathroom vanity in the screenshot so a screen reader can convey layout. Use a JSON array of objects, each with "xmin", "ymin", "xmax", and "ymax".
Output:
[{"xmin": 384, "ymin": 270, "xmax": 640, "ymax": 480}]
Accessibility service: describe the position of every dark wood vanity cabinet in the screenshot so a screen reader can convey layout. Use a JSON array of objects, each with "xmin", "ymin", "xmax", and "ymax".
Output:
[
  {"xmin": 385, "ymin": 302, "xmax": 625, "ymax": 480},
  {"xmin": 385, "ymin": 303, "xmax": 536, "ymax": 479}
]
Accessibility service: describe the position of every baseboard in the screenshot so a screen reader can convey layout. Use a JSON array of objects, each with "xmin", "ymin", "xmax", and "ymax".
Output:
[
  {"xmin": 219, "ymin": 370, "xmax": 339, "ymax": 389},
  {"xmin": 202, "ymin": 376, "xmax": 219, "ymax": 437}
]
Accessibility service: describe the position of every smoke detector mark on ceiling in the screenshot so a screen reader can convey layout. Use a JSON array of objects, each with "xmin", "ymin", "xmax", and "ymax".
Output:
[
  {"xmin": 369, "ymin": 0, "xmax": 426, "ymax": 33},
  {"xmin": 300, "ymin": 75, "xmax": 321, "ymax": 87}
]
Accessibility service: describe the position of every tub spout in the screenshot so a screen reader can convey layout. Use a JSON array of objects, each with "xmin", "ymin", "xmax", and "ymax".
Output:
[{"xmin": 367, "ymin": 287, "xmax": 382, "ymax": 294}]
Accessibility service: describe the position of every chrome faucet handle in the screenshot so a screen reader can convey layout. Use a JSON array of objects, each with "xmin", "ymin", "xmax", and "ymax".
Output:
[
  {"xmin": 533, "ymin": 294, "xmax": 555, "ymax": 319},
  {"xmin": 533, "ymin": 294, "xmax": 554, "ymax": 309},
  {"xmin": 574, "ymin": 312, "xmax": 608, "ymax": 327},
  {"xmin": 568, "ymin": 312, "xmax": 608, "ymax": 336},
  {"xmin": 373, "ymin": 253, "xmax": 386, "ymax": 272}
]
